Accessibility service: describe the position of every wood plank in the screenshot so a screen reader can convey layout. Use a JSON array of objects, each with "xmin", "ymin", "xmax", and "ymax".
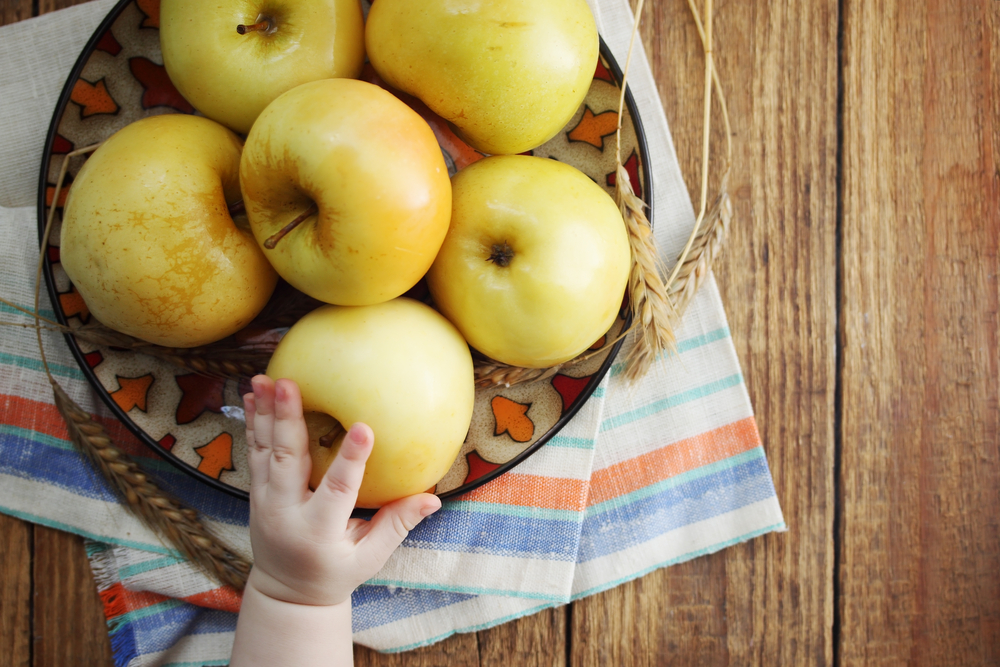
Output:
[
  {"xmin": 573, "ymin": 0, "xmax": 839, "ymax": 663},
  {"xmin": 572, "ymin": 561, "xmax": 728, "ymax": 665},
  {"xmin": 354, "ymin": 600, "xmax": 567, "ymax": 665},
  {"xmin": 355, "ymin": 633, "xmax": 480, "ymax": 666},
  {"xmin": 37, "ymin": 0, "xmax": 95, "ymax": 14},
  {"xmin": 0, "ymin": 514, "xmax": 31, "ymax": 667},
  {"xmin": 478, "ymin": 607, "xmax": 565, "ymax": 667},
  {"xmin": 839, "ymin": 0, "xmax": 1000, "ymax": 664},
  {"xmin": 0, "ymin": 0, "xmax": 38, "ymax": 660},
  {"xmin": 0, "ymin": 0, "xmax": 31, "ymax": 24},
  {"xmin": 32, "ymin": 527, "xmax": 114, "ymax": 667}
]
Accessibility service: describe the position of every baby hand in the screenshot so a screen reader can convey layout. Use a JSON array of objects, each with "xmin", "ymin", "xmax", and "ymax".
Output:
[{"xmin": 242, "ymin": 375, "xmax": 441, "ymax": 607}]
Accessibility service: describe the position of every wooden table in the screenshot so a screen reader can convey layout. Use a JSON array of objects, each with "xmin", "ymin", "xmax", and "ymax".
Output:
[{"xmin": 2, "ymin": 0, "xmax": 998, "ymax": 664}]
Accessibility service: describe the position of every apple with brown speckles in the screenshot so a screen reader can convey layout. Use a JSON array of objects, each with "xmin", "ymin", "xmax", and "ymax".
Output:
[{"xmin": 59, "ymin": 114, "xmax": 278, "ymax": 347}]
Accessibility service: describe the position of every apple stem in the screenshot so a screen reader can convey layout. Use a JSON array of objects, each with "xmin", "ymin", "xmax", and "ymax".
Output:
[
  {"xmin": 236, "ymin": 19, "xmax": 271, "ymax": 35},
  {"xmin": 318, "ymin": 422, "xmax": 346, "ymax": 449},
  {"xmin": 263, "ymin": 204, "xmax": 319, "ymax": 250},
  {"xmin": 487, "ymin": 241, "xmax": 515, "ymax": 267}
]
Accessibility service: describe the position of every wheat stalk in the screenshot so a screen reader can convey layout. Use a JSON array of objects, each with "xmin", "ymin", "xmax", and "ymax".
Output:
[
  {"xmin": 667, "ymin": 171, "xmax": 732, "ymax": 316},
  {"xmin": 475, "ymin": 0, "xmax": 734, "ymax": 389},
  {"xmin": 34, "ymin": 146, "xmax": 251, "ymax": 590},
  {"xmin": 70, "ymin": 323, "xmax": 273, "ymax": 379},
  {"xmin": 0, "ymin": 294, "xmax": 272, "ymax": 380},
  {"xmin": 52, "ymin": 383, "xmax": 250, "ymax": 589},
  {"xmin": 613, "ymin": 0, "xmax": 678, "ymax": 383},
  {"xmin": 474, "ymin": 359, "xmax": 565, "ymax": 389}
]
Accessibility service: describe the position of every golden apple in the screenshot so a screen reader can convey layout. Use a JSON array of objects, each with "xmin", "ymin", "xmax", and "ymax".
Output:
[
  {"xmin": 240, "ymin": 78, "xmax": 452, "ymax": 306},
  {"xmin": 266, "ymin": 299, "xmax": 475, "ymax": 508},
  {"xmin": 59, "ymin": 114, "xmax": 278, "ymax": 347},
  {"xmin": 160, "ymin": 0, "xmax": 365, "ymax": 135},
  {"xmin": 366, "ymin": 0, "xmax": 598, "ymax": 155},
  {"xmin": 427, "ymin": 155, "xmax": 630, "ymax": 368}
]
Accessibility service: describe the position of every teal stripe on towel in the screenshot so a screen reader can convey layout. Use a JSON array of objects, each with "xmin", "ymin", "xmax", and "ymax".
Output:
[
  {"xmin": 600, "ymin": 373, "xmax": 743, "ymax": 432},
  {"xmin": 610, "ymin": 326, "xmax": 731, "ymax": 377}
]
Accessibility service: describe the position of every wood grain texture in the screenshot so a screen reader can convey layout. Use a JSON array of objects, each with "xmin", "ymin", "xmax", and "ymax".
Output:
[
  {"xmin": 478, "ymin": 606, "xmax": 566, "ymax": 667},
  {"xmin": 839, "ymin": 0, "xmax": 1000, "ymax": 664},
  {"xmin": 573, "ymin": 0, "xmax": 839, "ymax": 663},
  {"xmin": 0, "ymin": 514, "xmax": 31, "ymax": 667},
  {"xmin": 0, "ymin": 0, "xmax": 29, "ymax": 24},
  {"xmin": 573, "ymin": 562, "xmax": 727, "ymax": 666},
  {"xmin": 355, "ymin": 633, "xmax": 479, "ymax": 667},
  {"xmin": 32, "ymin": 527, "xmax": 114, "ymax": 667},
  {"xmin": 37, "ymin": 0, "xmax": 94, "ymax": 13},
  {"xmin": 354, "ymin": 607, "xmax": 566, "ymax": 667}
]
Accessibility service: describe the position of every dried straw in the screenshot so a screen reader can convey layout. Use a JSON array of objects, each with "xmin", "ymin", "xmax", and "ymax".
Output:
[
  {"xmin": 70, "ymin": 323, "xmax": 273, "ymax": 379},
  {"xmin": 667, "ymin": 0, "xmax": 734, "ymax": 315},
  {"xmin": 53, "ymin": 383, "xmax": 250, "ymax": 589},
  {"xmin": 0, "ymin": 296, "xmax": 271, "ymax": 381},
  {"xmin": 474, "ymin": 359, "xmax": 565, "ymax": 389},
  {"xmin": 475, "ymin": 0, "xmax": 735, "ymax": 389},
  {"xmin": 32, "ymin": 146, "xmax": 251, "ymax": 590},
  {"xmin": 614, "ymin": 0, "xmax": 678, "ymax": 383}
]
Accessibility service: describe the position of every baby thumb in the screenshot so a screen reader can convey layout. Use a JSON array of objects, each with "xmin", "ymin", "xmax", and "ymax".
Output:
[{"xmin": 360, "ymin": 494, "xmax": 442, "ymax": 567}]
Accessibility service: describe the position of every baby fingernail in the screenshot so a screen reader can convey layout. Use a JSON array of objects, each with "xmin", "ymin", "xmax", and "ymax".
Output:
[
  {"xmin": 421, "ymin": 504, "xmax": 439, "ymax": 517},
  {"xmin": 348, "ymin": 424, "xmax": 368, "ymax": 445}
]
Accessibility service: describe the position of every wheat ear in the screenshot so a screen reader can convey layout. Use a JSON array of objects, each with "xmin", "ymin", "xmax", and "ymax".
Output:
[{"xmin": 35, "ymin": 145, "xmax": 251, "ymax": 589}]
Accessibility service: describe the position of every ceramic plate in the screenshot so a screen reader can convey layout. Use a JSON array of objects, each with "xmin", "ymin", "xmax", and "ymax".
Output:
[{"xmin": 38, "ymin": 0, "xmax": 652, "ymax": 505}]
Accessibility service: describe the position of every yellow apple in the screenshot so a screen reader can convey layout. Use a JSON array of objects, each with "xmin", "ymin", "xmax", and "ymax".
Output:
[
  {"xmin": 240, "ymin": 78, "xmax": 452, "ymax": 306},
  {"xmin": 160, "ymin": 0, "xmax": 365, "ymax": 135},
  {"xmin": 427, "ymin": 155, "xmax": 630, "ymax": 368},
  {"xmin": 266, "ymin": 298, "xmax": 475, "ymax": 508},
  {"xmin": 366, "ymin": 0, "xmax": 598, "ymax": 155},
  {"xmin": 59, "ymin": 115, "xmax": 278, "ymax": 347}
]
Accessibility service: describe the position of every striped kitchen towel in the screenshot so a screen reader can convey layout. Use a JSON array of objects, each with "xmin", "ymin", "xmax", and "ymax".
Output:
[{"xmin": 0, "ymin": 0, "xmax": 785, "ymax": 664}]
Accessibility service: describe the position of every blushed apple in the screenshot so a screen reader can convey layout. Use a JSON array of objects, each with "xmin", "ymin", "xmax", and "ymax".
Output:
[
  {"xmin": 160, "ymin": 0, "xmax": 365, "ymax": 135},
  {"xmin": 240, "ymin": 78, "xmax": 452, "ymax": 306},
  {"xmin": 266, "ymin": 298, "xmax": 475, "ymax": 508},
  {"xmin": 366, "ymin": 0, "xmax": 598, "ymax": 155},
  {"xmin": 427, "ymin": 155, "xmax": 631, "ymax": 368},
  {"xmin": 60, "ymin": 114, "xmax": 278, "ymax": 347}
]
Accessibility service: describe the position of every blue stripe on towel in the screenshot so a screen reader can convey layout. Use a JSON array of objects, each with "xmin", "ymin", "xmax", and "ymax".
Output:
[
  {"xmin": 114, "ymin": 604, "xmax": 237, "ymax": 655},
  {"xmin": 401, "ymin": 508, "xmax": 582, "ymax": 560},
  {"xmin": 577, "ymin": 456, "xmax": 778, "ymax": 563},
  {"xmin": 352, "ymin": 586, "xmax": 476, "ymax": 632},
  {"xmin": 0, "ymin": 430, "xmax": 251, "ymax": 525},
  {"xmin": 0, "ymin": 430, "xmax": 120, "ymax": 502}
]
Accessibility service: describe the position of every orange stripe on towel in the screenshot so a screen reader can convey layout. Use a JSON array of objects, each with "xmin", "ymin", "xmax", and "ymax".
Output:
[
  {"xmin": 588, "ymin": 417, "xmax": 762, "ymax": 507},
  {"xmin": 457, "ymin": 473, "xmax": 588, "ymax": 512},
  {"xmin": 0, "ymin": 393, "xmax": 155, "ymax": 460},
  {"xmin": 102, "ymin": 581, "xmax": 243, "ymax": 618},
  {"xmin": 100, "ymin": 582, "xmax": 171, "ymax": 619},
  {"xmin": 184, "ymin": 586, "xmax": 243, "ymax": 613}
]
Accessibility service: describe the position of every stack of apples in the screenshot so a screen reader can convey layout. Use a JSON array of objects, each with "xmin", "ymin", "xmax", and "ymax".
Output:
[{"xmin": 59, "ymin": 0, "xmax": 632, "ymax": 508}]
